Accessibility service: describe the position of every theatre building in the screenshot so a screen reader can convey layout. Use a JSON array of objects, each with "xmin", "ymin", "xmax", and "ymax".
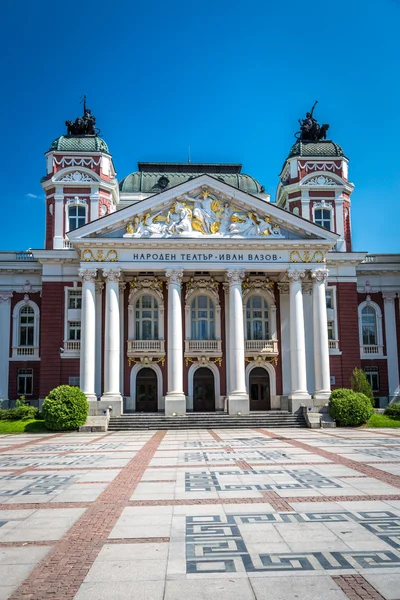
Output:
[{"xmin": 0, "ymin": 105, "xmax": 399, "ymax": 417}]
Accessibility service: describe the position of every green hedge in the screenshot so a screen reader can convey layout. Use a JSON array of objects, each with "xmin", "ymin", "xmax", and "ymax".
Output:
[
  {"xmin": 0, "ymin": 399, "xmax": 38, "ymax": 421},
  {"xmin": 329, "ymin": 388, "xmax": 374, "ymax": 426},
  {"xmin": 42, "ymin": 385, "xmax": 89, "ymax": 431},
  {"xmin": 385, "ymin": 402, "xmax": 400, "ymax": 417}
]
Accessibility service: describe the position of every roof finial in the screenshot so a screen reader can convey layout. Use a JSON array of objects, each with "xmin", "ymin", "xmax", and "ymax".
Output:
[{"xmin": 188, "ymin": 144, "xmax": 191, "ymax": 164}]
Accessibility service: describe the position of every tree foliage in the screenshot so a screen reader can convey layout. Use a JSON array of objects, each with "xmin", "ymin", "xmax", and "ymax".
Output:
[{"xmin": 350, "ymin": 368, "xmax": 374, "ymax": 406}]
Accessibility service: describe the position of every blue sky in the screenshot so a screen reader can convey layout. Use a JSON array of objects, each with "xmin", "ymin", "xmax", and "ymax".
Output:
[{"xmin": 1, "ymin": 0, "xmax": 399, "ymax": 253}]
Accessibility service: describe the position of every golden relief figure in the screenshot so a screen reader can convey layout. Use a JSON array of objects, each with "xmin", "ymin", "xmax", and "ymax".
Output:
[{"xmin": 122, "ymin": 187, "xmax": 284, "ymax": 239}]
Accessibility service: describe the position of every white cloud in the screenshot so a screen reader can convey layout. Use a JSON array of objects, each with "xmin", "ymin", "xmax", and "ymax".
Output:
[{"xmin": 26, "ymin": 193, "xmax": 39, "ymax": 199}]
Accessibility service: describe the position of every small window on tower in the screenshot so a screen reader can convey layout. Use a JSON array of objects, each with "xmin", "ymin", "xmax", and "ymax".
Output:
[
  {"xmin": 68, "ymin": 205, "xmax": 86, "ymax": 231},
  {"xmin": 314, "ymin": 208, "xmax": 331, "ymax": 230}
]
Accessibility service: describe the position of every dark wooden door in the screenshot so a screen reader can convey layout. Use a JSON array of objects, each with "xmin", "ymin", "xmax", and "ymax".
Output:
[
  {"xmin": 135, "ymin": 368, "xmax": 158, "ymax": 412},
  {"xmin": 193, "ymin": 368, "xmax": 215, "ymax": 412},
  {"xmin": 249, "ymin": 367, "xmax": 271, "ymax": 411}
]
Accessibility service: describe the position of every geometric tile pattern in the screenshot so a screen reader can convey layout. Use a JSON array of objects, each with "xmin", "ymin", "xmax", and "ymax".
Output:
[
  {"xmin": 0, "ymin": 474, "xmax": 77, "ymax": 496},
  {"xmin": 185, "ymin": 469, "xmax": 342, "ymax": 492},
  {"xmin": 186, "ymin": 511, "xmax": 400, "ymax": 573}
]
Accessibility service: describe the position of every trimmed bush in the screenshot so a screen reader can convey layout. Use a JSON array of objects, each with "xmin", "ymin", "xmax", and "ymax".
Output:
[
  {"xmin": 42, "ymin": 385, "xmax": 88, "ymax": 431},
  {"xmin": 329, "ymin": 388, "xmax": 374, "ymax": 427},
  {"xmin": 385, "ymin": 402, "xmax": 400, "ymax": 417},
  {"xmin": 350, "ymin": 368, "xmax": 374, "ymax": 407},
  {"xmin": 0, "ymin": 399, "xmax": 38, "ymax": 421}
]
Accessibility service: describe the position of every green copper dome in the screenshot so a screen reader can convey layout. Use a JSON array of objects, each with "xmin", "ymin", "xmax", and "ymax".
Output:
[
  {"xmin": 49, "ymin": 135, "xmax": 109, "ymax": 154},
  {"xmin": 119, "ymin": 163, "xmax": 264, "ymax": 195},
  {"xmin": 288, "ymin": 140, "xmax": 345, "ymax": 159}
]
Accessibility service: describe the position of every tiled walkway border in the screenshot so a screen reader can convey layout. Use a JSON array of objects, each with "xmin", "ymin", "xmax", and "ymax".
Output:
[{"xmin": 8, "ymin": 430, "xmax": 166, "ymax": 600}]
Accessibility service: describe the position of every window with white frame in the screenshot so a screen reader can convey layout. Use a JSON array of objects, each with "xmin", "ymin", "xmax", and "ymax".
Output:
[
  {"xmin": 364, "ymin": 367, "xmax": 379, "ymax": 393},
  {"xmin": 246, "ymin": 295, "xmax": 269, "ymax": 340},
  {"xmin": 68, "ymin": 205, "xmax": 86, "ymax": 231},
  {"xmin": 68, "ymin": 321, "xmax": 81, "ymax": 341},
  {"xmin": 314, "ymin": 208, "xmax": 331, "ymax": 230},
  {"xmin": 68, "ymin": 290, "xmax": 82, "ymax": 309},
  {"xmin": 326, "ymin": 287, "xmax": 340, "ymax": 349},
  {"xmin": 358, "ymin": 301, "xmax": 383, "ymax": 356},
  {"xmin": 17, "ymin": 369, "xmax": 33, "ymax": 395},
  {"xmin": 19, "ymin": 306, "xmax": 35, "ymax": 346},
  {"xmin": 135, "ymin": 295, "xmax": 159, "ymax": 340},
  {"xmin": 191, "ymin": 295, "xmax": 215, "ymax": 340},
  {"xmin": 361, "ymin": 306, "xmax": 377, "ymax": 345}
]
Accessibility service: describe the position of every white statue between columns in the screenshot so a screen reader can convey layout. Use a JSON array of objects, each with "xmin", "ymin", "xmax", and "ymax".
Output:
[
  {"xmin": 165, "ymin": 269, "xmax": 186, "ymax": 416},
  {"xmin": 287, "ymin": 269, "xmax": 311, "ymax": 410},
  {"xmin": 78, "ymin": 268, "xmax": 97, "ymax": 401},
  {"xmin": 311, "ymin": 269, "xmax": 331, "ymax": 403},
  {"xmin": 226, "ymin": 269, "xmax": 249, "ymax": 415},
  {"xmin": 101, "ymin": 269, "xmax": 123, "ymax": 406}
]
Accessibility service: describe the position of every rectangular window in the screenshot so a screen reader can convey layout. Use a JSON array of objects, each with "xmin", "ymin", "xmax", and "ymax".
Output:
[
  {"xmin": 325, "ymin": 290, "xmax": 333, "ymax": 309},
  {"xmin": 68, "ymin": 376, "xmax": 80, "ymax": 386},
  {"xmin": 17, "ymin": 369, "xmax": 33, "ymax": 395},
  {"xmin": 68, "ymin": 291, "xmax": 82, "ymax": 309},
  {"xmin": 364, "ymin": 367, "xmax": 379, "ymax": 392},
  {"xmin": 68, "ymin": 321, "xmax": 81, "ymax": 341},
  {"xmin": 327, "ymin": 321, "xmax": 334, "ymax": 340}
]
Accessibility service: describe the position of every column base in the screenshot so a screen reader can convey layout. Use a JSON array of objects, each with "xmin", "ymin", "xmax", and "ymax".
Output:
[
  {"xmin": 227, "ymin": 393, "xmax": 249, "ymax": 415},
  {"xmin": 85, "ymin": 394, "xmax": 98, "ymax": 402},
  {"xmin": 313, "ymin": 391, "xmax": 331, "ymax": 401},
  {"xmin": 165, "ymin": 394, "xmax": 186, "ymax": 416},
  {"xmin": 288, "ymin": 393, "xmax": 312, "ymax": 414},
  {"xmin": 99, "ymin": 395, "xmax": 123, "ymax": 417}
]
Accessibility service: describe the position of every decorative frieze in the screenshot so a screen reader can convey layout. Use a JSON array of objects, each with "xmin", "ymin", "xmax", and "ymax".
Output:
[
  {"xmin": 54, "ymin": 157, "xmax": 101, "ymax": 167},
  {"xmin": 290, "ymin": 250, "xmax": 325, "ymax": 263},
  {"xmin": 81, "ymin": 249, "xmax": 119, "ymax": 262},
  {"xmin": 304, "ymin": 176, "xmax": 337, "ymax": 186},
  {"xmin": 0, "ymin": 291, "xmax": 13, "ymax": 303},
  {"xmin": 185, "ymin": 276, "xmax": 219, "ymax": 304},
  {"xmin": 59, "ymin": 171, "xmax": 97, "ymax": 182},
  {"xmin": 128, "ymin": 276, "xmax": 164, "ymax": 305}
]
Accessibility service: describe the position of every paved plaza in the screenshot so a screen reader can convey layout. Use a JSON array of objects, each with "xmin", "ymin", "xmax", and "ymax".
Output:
[{"xmin": 2, "ymin": 429, "xmax": 400, "ymax": 598}]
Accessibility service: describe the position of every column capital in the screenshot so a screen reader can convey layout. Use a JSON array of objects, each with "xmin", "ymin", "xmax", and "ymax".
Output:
[
  {"xmin": 95, "ymin": 281, "xmax": 104, "ymax": 294},
  {"xmin": 0, "ymin": 291, "xmax": 13, "ymax": 303},
  {"xmin": 119, "ymin": 282, "xmax": 127, "ymax": 294},
  {"xmin": 165, "ymin": 269, "xmax": 183, "ymax": 285},
  {"xmin": 311, "ymin": 268, "xmax": 329, "ymax": 283},
  {"xmin": 383, "ymin": 292, "xmax": 397, "ymax": 303},
  {"xmin": 226, "ymin": 269, "xmax": 245, "ymax": 286},
  {"xmin": 103, "ymin": 268, "xmax": 121, "ymax": 283},
  {"xmin": 79, "ymin": 268, "xmax": 97, "ymax": 283},
  {"xmin": 287, "ymin": 269, "xmax": 306, "ymax": 283},
  {"xmin": 277, "ymin": 282, "xmax": 289, "ymax": 295}
]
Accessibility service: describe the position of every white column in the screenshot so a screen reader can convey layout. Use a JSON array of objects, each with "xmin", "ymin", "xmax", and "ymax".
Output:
[
  {"xmin": 165, "ymin": 270, "xmax": 185, "ymax": 414},
  {"xmin": 165, "ymin": 270, "xmax": 185, "ymax": 415},
  {"xmin": 53, "ymin": 192, "xmax": 64, "ymax": 249},
  {"xmin": 312, "ymin": 269, "xmax": 331, "ymax": 401},
  {"xmin": 94, "ymin": 282, "xmax": 104, "ymax": 398},
  {"xmin": 101, "ymin": 269, "xmax": 122, "ymax": 404},
  {"xmin": 383, "ymin": 293, "xmax": 400, "ymax": 399},
  {"xmin": 0, "ymin": 292, "xmax": 13, "ymax": 400},
  {"xmin": 288, "ymin": 270, "xmax": 311, "ymax": 405},
  {"xmin": 79, "ymin": 269, "xmax": 97, "ymax": 401},
  {"xmin": 226, "ymin": 270, "xmax": 249, "ymax": 414},
  {"xmin": 223, "ymin": 283, "xmax": 231, "ymax": 402},
  {"xmin": 119, "ymin": 282, "xmax": 126, "ymax": 397}
]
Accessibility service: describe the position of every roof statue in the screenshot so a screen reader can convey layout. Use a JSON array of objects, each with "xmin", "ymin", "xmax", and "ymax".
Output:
[
  {"xmin": 295, "ymin": 101, "xmax": 330, "ymax": 141},
  {"xmin": 65, "ymin": 95, "xmax": 99, "ymax": 136}
]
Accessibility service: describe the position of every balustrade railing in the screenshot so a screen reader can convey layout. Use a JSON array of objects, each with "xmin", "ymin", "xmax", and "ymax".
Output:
[
  {"xmin": 185, "ymin": 340, "xmax": 222, "ymax": 353},
  {"xmin": 362, "ymin": 344, "xmax": 384, "ymax": 355},
  {"xmin": 127, "ymin": 340, "xmax": 165, "ymax": 354},
  {"xmin": 12, "ymin": 346, "xmax": 39, "ymax": 358},
  {"xmin": 64, "ymin": 340, "xmax": 81, "ymax": 352},
  {"xmin": 245, "ymin": 339, "xmax": 278, "ymax": 354},
  {"xmin": 328, "ymin": 340, "xmax": 340, "ymax": 350}
]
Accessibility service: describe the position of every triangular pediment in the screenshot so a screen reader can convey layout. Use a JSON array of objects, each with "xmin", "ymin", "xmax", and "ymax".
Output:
[{"xmin": 68, "ymin": 174, "xmax": 338, "ymax": 245}]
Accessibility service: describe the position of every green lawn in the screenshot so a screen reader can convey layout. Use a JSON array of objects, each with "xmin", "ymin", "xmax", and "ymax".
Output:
[
  {"xmin": 366, "ymin": 413, "xmax": 400, "ymax": 428},
  {"xmin": 0, "ymin": 419, "xmax": 49, "ymax": 433}
]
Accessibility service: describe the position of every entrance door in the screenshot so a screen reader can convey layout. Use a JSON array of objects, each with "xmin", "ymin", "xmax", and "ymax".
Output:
[
  {"xmin": 193, "ymin": 368, "xmax": 215, "ymax": 412},
  {"xmin": 135, "ymin": 368, "xmax": 158, "ymax": 412},
  {"xmin": 249, "ymin": 367, "xmax": 271, "ymax": 411}
]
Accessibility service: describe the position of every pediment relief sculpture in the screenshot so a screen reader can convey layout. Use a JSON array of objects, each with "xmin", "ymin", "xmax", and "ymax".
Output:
[{"xmin": 123, "ymin": 190, "xmax": 284, "ymax": 239}]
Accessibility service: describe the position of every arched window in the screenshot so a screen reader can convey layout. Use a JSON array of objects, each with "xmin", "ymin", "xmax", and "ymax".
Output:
[
  {"xmin": 246, "ymin": 295, "xmax": 269, "ymax": 340},
  {"xmin": 19, "ymin": 306, "xmax": 35, "ymax": 346},
  {"xmin": 314, "ymin": 208, "xmax": 331, "ymax": 230},
  {"xmin": 191, "ymin": 295, "xmax": 215, "ymax": 340},
  {"xmin": 135, "ymin": 295, "xmax": 159, "ymax": 340},
  {"xmin": 361, "ymin": 305, "xmax": 377, "ymax": 345},
  {"xmin": 68, "ymin": 205, "xmax": 86, "ymax": 231}
]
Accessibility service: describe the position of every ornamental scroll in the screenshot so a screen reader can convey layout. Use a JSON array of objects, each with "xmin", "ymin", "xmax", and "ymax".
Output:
[
  {"xmin": 123, "ymin": 189, "xmax": 284, "ymax": 239},
  {"xmin": 81, "ymin": 249, "xmax": 119, "ymax": 262},
  {"xmin": 289, "ymin": 250, "xmax": 325, "ymax": 263}
]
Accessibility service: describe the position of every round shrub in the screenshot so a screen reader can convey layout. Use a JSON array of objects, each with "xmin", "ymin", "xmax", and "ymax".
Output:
[
  {"xmin": 329, "ymin": 389, "xmax": 374, "ymax": 427},
  {"xmin": 385, "ymin": 402, "xmax": 400, "ymax": 417},
  {"xmin": 42, "ymin": 385, "xmax": 88, "ymax": 431}
]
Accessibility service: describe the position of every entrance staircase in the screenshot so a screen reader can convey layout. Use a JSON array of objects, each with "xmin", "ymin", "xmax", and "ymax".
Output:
[{"xmin": 108, "ymin": 411, "xmax": 306, "ymax": 430}]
